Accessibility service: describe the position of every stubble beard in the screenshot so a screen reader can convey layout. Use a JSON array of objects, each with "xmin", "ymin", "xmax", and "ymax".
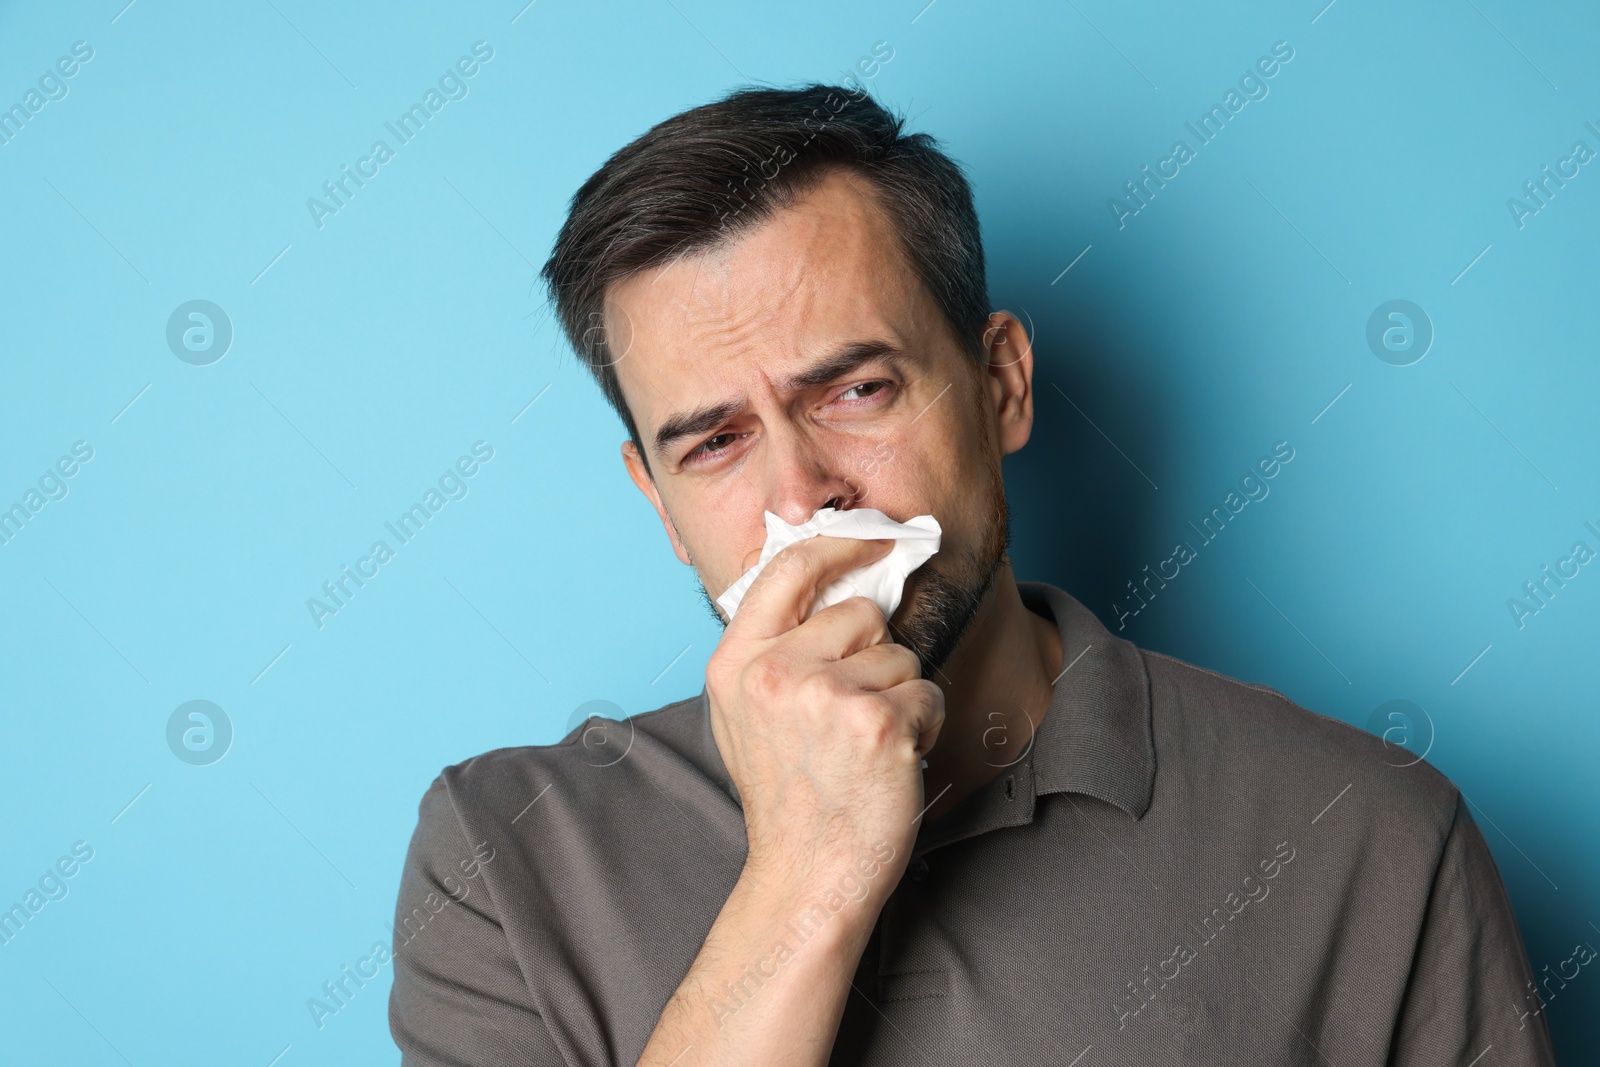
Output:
[{"xmin": 888, "ymin": 446, "xmax": 1010, "ymax": 681}]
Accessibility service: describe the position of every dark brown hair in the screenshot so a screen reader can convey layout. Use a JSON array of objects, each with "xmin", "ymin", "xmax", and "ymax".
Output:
[{"xmin": 539, "ymin": 82, "xmax": 990, "ymax": 475}]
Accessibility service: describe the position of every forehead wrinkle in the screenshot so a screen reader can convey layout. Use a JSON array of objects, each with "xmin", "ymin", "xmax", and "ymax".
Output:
[
  {"xmin": 672, "ymin": 176, "xmax": 873, "ymax": 360},
  {"xmin": 683, "ymin": 241, "xmax": 808, "ymax": 329},
  {"xmin": 678, "ymin": 265, "xmax": 814, "ymax": 396}
]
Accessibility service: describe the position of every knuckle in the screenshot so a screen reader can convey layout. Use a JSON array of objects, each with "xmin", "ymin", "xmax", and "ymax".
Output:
[
  {"xmin": 705, "ymin": 648, "xmax": 736, "ymax": 691},
  {"xmin": 784, "ymin": 543, "xmax": 816, "ymax": 577},
  {"xmin": 914, "ymin": 679, "xmax": 946, "ymax": 719},
  {"xmin": 745, "ymin": 654, "xmax": 790, "ymax": 702},
  {"xmin": 847, "ymin": 691, "xmax": 896, "ymax": 732},
  {"xmin": 854, "ymin": 594, "xmax": 886, "ymax": 620},
  {"xmin": 755, "ymin": 545, "xmax": 806, "ymax": 591},
  {"xmin": 846, "ymin": 595, "xmax": 888, "ymax": 635},
  {"xmin": 797, "ymin": 669, "xmax": 842, "ymax": 708},
  {"xmin": 844, "ymin": 700, "xmax": 896, "ymax": 751}
]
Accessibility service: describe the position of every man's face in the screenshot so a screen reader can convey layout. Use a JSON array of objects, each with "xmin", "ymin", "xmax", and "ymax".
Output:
[{"xmin": 610, "ymin": 167, "xmax": 1034, "ymax": 676}]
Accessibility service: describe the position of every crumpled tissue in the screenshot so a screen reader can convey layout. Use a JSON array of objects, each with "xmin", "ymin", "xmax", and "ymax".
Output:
[{"xmin": 715, "ymin": 506, "xmax": 942, "ymax": 622}]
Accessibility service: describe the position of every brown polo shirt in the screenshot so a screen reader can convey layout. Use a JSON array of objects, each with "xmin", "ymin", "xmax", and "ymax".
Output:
[{"xmin": 387, "ymin": 581, "xmax": 1557, "ymax": 1065}]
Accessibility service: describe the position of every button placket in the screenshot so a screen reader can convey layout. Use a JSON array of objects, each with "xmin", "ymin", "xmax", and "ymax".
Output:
[{"xmin": 876, "ymin": 858, "xmax": 924, "ymax": 981}]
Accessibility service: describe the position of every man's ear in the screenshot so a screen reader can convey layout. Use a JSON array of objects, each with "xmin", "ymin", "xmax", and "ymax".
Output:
[
  {"xmin": 622, "ymin": 441, "xmax": 694, "ymax": 566},
  {"xmin": 979, "ymin": 310, "xmax": 1035, "ymax": 457}
]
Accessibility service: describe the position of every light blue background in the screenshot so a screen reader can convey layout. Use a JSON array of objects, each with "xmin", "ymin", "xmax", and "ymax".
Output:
[{"xmin": 1, "ymin": 0, "xmax": 1596, "ymax": 1062}]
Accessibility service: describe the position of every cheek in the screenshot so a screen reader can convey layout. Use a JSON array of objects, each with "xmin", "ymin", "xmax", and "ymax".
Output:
[
  {"xmin": 679, "ymin": 507, "xmax": 768, "ymax": 587},
  {"xmin": 920, "ymin": 445, "xmax": 1003, "ymax": 555},
  {"xmin": 911, "ymin": 400, "xmax": 993, "ymax": 503},
  {"xmin": 836, "ymin": 433, "xmax": 898, "ymax": 486}
]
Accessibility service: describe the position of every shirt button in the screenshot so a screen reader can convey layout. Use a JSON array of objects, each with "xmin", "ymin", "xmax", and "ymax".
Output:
[{"xmin": 910, "ymin": 858, "xmax": 930, "ymax": 882}]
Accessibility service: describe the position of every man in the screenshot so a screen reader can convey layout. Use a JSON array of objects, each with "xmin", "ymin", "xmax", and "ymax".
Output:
[{"xmin": 388, "ymin": 83, "xmax": 1557, "ymax": 1065}]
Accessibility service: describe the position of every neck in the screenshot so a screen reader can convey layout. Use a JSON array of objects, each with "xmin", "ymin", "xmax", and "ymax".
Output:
[{"xmin": 919, "ymin": 562, "xmax": 1062, "ymax": 826}]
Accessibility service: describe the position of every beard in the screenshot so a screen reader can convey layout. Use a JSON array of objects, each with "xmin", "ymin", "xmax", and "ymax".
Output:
[
  {"xmin": 887, "ymin": 444, "xmax": 1010, "ymax": 680},
  {"xmin": 890, "ymin": 539, "xmax": 1006, "ymax": 680}
]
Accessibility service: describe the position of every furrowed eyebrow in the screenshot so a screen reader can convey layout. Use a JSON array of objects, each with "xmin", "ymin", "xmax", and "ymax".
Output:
[
  {"xmin": 651, "ymin": 339, "xmax": 909, "ymax": 462},
  {"xmin": 651, "ymin": 399, "xmax": 742, "ymax": 464},
  {"xmin": 781, "ymin": 339, "xmax": 908, "ymax": 392}
]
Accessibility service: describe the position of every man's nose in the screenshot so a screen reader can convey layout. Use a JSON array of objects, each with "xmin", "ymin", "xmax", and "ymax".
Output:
[{"xmin": 764, "ymin": 433, "xmax": 861, "ymax": 526}]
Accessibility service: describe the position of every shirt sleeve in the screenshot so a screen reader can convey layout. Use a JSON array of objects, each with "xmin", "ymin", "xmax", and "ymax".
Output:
[
  {"xmin": 388, "ymin": 774, "xmax": 570, "ymax": 1067},
  {"xmin": 1387, "ymin": 794, "xmax": 1557, "ymax": 1065}
]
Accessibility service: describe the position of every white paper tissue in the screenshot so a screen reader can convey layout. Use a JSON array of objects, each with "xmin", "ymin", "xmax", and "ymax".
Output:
[{"xmin": 715, "ymin": 507, "xmax": 942, "ymax": 622}]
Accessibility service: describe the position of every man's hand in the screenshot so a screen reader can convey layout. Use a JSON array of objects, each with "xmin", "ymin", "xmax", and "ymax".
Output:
[
  {"xmin": 705, "ymin": 534, "xmax": 946, "ymax": 900},
  {"xmin": 635, "ymin": 535, "xmax": 944, "ymax": 1067}
]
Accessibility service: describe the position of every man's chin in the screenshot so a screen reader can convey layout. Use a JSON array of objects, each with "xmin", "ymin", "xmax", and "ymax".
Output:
[{"xmin": 889, "ymin": 559, "xmax": 1000, "ymax": 680}]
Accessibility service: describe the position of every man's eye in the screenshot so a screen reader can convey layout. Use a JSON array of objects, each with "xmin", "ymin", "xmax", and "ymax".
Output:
[
  {"xmin": 839, "ymin": 380, "xmax": 890, "ymax": 402},
  {"xmin": 687, "ymin": 433, "xmax": 738, "ymax": 463}
]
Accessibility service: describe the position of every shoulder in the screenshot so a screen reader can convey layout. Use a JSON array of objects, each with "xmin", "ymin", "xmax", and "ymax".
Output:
[
  {"xmin": 1138, "ymin": 645, "xmax": 1461, "ymax": 844},
  {"xmin": 404, "ymin": 691, "xmax": 716, "ymax": 838}
]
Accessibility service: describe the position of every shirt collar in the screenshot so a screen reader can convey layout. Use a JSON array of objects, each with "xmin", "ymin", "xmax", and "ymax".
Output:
[
  {"xmin": 1017, "ymin": 580, "xmax": 1156, "ymax": 821},
  {"xmin": 692, "ymin": 580, "xmax": 1156, "ymax": 824}
]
